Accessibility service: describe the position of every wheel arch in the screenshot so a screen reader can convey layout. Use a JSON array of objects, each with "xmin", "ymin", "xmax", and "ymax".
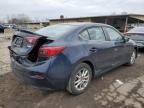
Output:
[
  {"xmin": 82, "ymin": 60, "xmax": 95, "ymax": 79},
  {"xmin": 134, "ymin": 46, "xmax": 138, "ymax": 58}
]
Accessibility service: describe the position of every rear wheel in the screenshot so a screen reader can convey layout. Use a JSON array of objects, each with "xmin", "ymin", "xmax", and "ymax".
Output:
[
  {"xmin": 67, "ymin": 63, "xmax": 92, "ymax": 95},
  {"xmin": 127, "ymin": 50, "xmax": 136, "ymax": 65}
]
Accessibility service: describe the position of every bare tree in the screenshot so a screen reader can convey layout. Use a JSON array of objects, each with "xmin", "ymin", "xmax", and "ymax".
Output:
[
  {"xmin": 111, "ymin": 12, "xmax": 116, "ymax": 15},
  {"xmin": 8, "ymin": 14, "xmax": 31, "ymax": 24},
  {"xmin": 121, "ymin": 11, "xmax": 127, "ymax": 15}
]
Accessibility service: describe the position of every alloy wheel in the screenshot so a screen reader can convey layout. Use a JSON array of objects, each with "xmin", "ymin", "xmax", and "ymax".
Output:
[
  {"xmin": 130, "ymin": 51, "xmax": 136, "ymax": 64},
  {"xmin": 74, "ymin": 68, "xmax": 90, "ymax": 91}
]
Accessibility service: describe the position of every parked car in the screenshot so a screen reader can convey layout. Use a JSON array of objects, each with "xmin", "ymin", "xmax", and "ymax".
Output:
[
  {"xmin": 0, "ymin": 24, "xmax": 6, "ymax": 33},
  {"xmin": 125, "ymin": 27, "xmax": 144, "ymax": 49},
  {"xmin": 8, "ymin": 23, "xmax": 137, "ymax": 95},
  {"xmin": 4, "ymin": 24, "xmax": 18, "ymax": 29}
]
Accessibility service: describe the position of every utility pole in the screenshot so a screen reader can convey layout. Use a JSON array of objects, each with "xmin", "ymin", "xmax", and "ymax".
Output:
[
  {"xmin": 124, "ymin": 16, "xmax": 128, "ymax": 33},
  {"xmin": 105, "ymin": 18, "xmax": 108, "ymax": 24}
]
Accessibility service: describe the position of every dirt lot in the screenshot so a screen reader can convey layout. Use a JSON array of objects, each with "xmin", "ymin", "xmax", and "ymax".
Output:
[{"xmin": 0, "ymin": 39, "xmax": 144, "ymax": 108}]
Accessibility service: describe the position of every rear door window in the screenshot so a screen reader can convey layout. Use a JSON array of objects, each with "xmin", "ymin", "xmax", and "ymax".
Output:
[
  {"xmin": 79, "ymin": 30, "xmax": 90, "ymax": 40},
  {"xmin": 87, "ymin": 27, "xmax": 106, "ymax": 41}
]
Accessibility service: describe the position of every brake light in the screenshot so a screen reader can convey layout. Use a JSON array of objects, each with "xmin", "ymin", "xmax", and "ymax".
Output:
[
  {"xmin": 39, "ymin": 46, "xmax": 65, "ymax": 57},
  {"xmin": 25, "ymin": 37, "xmax": 39, "ymax": 45}
]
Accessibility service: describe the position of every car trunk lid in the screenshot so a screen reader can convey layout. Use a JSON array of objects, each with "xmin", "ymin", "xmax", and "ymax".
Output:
[{"xmin": 9, "ymin": 30, "xmax": 54, "ymax": 64}]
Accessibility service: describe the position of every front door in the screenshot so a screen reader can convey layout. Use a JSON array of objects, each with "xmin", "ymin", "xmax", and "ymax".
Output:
[{"xmin": 103, "ymin": 27, "xmax": 127, "ymax": 65}]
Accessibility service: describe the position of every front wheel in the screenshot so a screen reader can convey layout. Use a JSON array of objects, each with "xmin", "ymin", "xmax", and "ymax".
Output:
[
  {"xmin": 127, "ymin": 50, "xmax": 136, "ymax": 65},
  {"xmin": 67, "ymin": 63, "xmax": 92, "ymax": 95}
]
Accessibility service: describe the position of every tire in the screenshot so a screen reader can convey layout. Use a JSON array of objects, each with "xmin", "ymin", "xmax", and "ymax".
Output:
[
  {"xmin": 127, "ymin": 50, "xmax": 136, "ymax": 66},
  {"xmin": 67, "ymin": 63, "xmax": 92, "ymax": 95}
]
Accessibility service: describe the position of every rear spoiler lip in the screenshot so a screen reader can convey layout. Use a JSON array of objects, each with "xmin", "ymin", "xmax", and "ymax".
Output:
[{"xmin": 15, "ymin": 28, "xmax": 55, "ymax": 40}]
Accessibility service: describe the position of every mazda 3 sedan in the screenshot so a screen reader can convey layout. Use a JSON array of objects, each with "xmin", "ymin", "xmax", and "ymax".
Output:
[{"xmin": 9, "ymin": 23, "xmax": 137, "ymax": 95}]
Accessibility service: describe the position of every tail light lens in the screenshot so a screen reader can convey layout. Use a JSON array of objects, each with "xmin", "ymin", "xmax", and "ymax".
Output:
[
  {"xmin": 24, "ymin": 37, "xmax": 39, "ymax": 48},
  {"xmin": 39, "ymin": 46, "xmax": 65, "ymax": 57},
  {"xmin": 25, "ymin": 37, "xmax": 39, "ymax": 45}
]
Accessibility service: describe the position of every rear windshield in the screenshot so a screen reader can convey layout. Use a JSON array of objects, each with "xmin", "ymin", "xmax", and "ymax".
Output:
[
  {"xmin": 127, "ymin": 35, "xmax": 144, "ymax": 41},
  {"xmin": 35, "ymin": 24, "xmax": 78, "ymax": 39}
]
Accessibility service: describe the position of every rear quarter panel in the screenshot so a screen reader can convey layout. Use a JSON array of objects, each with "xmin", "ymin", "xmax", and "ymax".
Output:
[{"xmin": 47, "ymin": 40, "xmax": 94, "ymax": 81}]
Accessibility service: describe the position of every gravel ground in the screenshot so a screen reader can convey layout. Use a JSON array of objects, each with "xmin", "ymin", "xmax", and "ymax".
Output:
[
  {"xmin": 0, "ymin": 39, "xmax": 144, "ymax": 108},
  {"xmin": 0, "ymin": 39, "xmax": 11, "ymax": 75}
]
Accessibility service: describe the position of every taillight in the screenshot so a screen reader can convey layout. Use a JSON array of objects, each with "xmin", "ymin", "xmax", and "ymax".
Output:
[
  {"xmin": 25, "ymin": 37, "xmax": 39, "ymax": 45},
  {"xmin": 39, "ymin": 46, "xmax": 65, "ymax": 57}
]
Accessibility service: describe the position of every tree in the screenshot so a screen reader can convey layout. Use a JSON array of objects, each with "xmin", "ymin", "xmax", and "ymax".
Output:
[
  {"xmin": 121, "ymin": 11, "xmax": 127, "ymax": 15},
  {"xmin": 7, "ymin": 14, "xmax": 31, "ymax": 24}
]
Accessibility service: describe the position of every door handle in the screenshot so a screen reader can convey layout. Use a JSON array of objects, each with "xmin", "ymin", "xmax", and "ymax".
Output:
[{"xmin": 89, "ymin": 47, "xmax": 97, "ymax": 52}]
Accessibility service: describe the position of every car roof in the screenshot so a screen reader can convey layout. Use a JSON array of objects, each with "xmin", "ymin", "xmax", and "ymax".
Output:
[
  {"xmin": 60, "ymin": 22, "xmax": 110, "ymax": 27},
  {"xmin": 128, "ymin": 27, "xmax": 144, "ymax": 34}
]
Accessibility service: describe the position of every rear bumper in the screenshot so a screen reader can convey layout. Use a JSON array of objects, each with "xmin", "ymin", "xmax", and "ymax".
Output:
[
  {"xmin": 11, "ymin": 57, "xmax": 68, "ymax": 90},
  {"xmin": 13, "ymin": 68, "xmax": 55, "ymax": 90}
]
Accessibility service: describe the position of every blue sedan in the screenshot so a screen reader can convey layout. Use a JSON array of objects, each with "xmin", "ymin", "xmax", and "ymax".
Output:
[{"xmin": 9, "ymin": 23, "xmax": 137, "ymax": 95}]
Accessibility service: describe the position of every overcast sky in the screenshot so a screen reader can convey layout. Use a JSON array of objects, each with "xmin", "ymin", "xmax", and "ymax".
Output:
[{"xmin": 0, "ymin": 0, "xmax": 144, "ymax": 21}]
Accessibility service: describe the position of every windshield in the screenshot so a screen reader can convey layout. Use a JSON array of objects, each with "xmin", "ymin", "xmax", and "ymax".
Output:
[{"xmin": 35, "ymin": 24, "xmax": 78, "ymax": 39}]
